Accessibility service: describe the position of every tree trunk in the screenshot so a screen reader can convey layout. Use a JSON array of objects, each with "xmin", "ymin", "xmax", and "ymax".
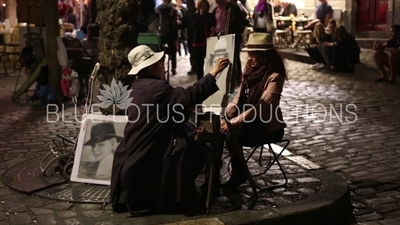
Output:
[
  {"xmin": 45, "ymin": 0, "xmax": 64, "ymax": 106},
  {"xmin": 5, "ymin": 0, "xmax": 17, "ymax": 26},
  {"xmin": 96, "ymin": 0, "xmax": 139, "ymax": 115}
]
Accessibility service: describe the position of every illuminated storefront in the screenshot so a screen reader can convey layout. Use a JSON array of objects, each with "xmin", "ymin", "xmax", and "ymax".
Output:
[{"xmin": 246, "ymin": 0, "xmax": 398, "ymax": 34}]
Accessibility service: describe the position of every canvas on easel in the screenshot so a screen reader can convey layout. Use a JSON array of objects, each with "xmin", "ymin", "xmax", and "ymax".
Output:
[{"xmin": 202, "ymin": 34, "xmax": 236, "ymax": 115}]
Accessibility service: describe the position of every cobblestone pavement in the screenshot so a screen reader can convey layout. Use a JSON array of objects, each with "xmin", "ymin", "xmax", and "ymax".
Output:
[{"xmin": 0, "ymin": 53, "xmax": 400, "ymax": 225}]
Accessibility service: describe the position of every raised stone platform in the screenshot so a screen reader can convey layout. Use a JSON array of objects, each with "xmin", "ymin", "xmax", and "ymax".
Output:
[
  {"xmin": 278, "ymin": 47, "xmax": 400, "ymax": 84},
  {"xmin": 2, "ymin": 145, "xmax": 354, "ymax": 224},
  {"xmin": 279, "ymin": 48, "xmax": 377, "ymax": 67}
]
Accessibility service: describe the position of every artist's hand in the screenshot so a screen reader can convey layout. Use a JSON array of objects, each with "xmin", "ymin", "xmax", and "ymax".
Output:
[
  {"xmin": 309, "ymin": 44, "xmax": 317, "ymax": 48},
  {"xmin": 210, "ymin": 58, "xmax": 230, "ymax": 77},
  {"xmin": 220, "ymin": 119, "xmax": 229, "ymax": 134}
]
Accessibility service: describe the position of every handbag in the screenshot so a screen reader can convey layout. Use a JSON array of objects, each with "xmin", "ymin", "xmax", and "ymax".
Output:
[
  {"xmin": 266, "ymin": 4, "xmax": 276, "ymax": 33},
  {"xmin": 266, "ymin": 19, "xmax": 276, "ymax": 33}
]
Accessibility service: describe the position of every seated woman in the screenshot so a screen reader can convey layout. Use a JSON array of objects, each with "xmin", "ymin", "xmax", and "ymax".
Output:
[
  {"xmin": 327, "ymin": 19, "xmax": 336, "ymax": 36},
  {"xmin": 291, "ymin": 1, "xmax": 333, "ymax": 48},
  {"xmin": 110, "ymin": 45, "xmax": 230, "ymax": 215},
  {"xmin": 373, "ymin": 24, "xmax": 400, "ymax": 83},
  {"xmin": 324, "ymin": 25, "xmax": 360, "ymax": 73},
  {"xmin": 219, "ymin": 33, "xmax": 287, "ymax": 188},
  {"xmin": 306, "ymin": 23, "xmax": 332, "ymax": 70}
]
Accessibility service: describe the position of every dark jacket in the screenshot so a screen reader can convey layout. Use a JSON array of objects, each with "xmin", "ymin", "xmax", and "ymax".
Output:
[
  {"xmin": 137, "ymin": 11, "xmax": 159, "ymax": 33},
  {"xmin": 281, "ymin": 3, "xmax": 298, "ymax": 17},
  {"xmin": 67, "ymin": 14, "xmax": 78, "ymax": 29},
  {"xmin": 333, "ymin": 34, "xmax": 360, "ymax": 64},
  {"xmin": 212, "ymin": 2, "xmax": 247, "ymax": 41},
  {"xmin": 155, "ymin": 3, "xmax": 178, "ymax": 38},
  {"xmin": 192, "ymin": 12, "xmax": 216, "ymax": 46},
  {"xmin": 177, "ymin": 7, "xmax": 190, "ymax": 40},
  {"xmin": 178, "ymin": 6, "xmax": 190, "ymax": 29},
  {"xmin": 110, "ymin": 74, "xmax": 219, "ymax": 211},
  {"xmin": 311, "ymin": 33, "xmax": 332, "ymax": 45},
  {"xmin": 274, "ymin": 5, "xmax": 281, "ymax": 14}
]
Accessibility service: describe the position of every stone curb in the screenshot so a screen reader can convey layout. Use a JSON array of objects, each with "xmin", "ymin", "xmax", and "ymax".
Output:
[
  {"xmin": 1, "ymin": 156, "xmax": 353, "ymax": 225},
  {"xmin": 214, "ymin": 169, "xmax": 353, "ymax": 225}
]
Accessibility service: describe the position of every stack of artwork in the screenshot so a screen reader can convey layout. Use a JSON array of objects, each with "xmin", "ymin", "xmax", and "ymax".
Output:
[{"xmin": 70, "ymin": 115, "xmax": 127, "ymax": 185}]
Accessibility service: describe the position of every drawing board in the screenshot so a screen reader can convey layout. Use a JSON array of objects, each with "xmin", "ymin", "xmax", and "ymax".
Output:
[{"xmin": 203, "ymin": 34, "xmax": 236, "ymax": 115}]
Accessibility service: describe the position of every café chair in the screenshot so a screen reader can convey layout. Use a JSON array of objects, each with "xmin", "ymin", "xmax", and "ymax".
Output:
[
  {"xmin": 244, "ymin": 139, "xmax": 290, "ymax": 190},
  {"xmin": 275, "ymin": 29, "xmax": 290, "ymax": 48},
  {"xmin": 296, "ymin": 29, "xmax": 312, "ymax": 50},
  {"xmin": 62, "ymin": 37, "xmax": 87, "ymax": 61},
  {"xmin": 62, "ymin": 23, "xmax": 75, "ymax": 33},
  {"xmin": 0, "ymin": 32, "xmax": 20, "ymax": 76}
]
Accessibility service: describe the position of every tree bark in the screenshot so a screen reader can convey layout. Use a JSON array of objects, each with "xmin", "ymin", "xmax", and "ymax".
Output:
[
  {"xmin": 96, "ymin": 0, "xmax": 140, "ymax": 114},
  {"xmin": 5, "ymin": 0, "xmax": 17, "ymax": 26},
  {"xmin": 45, "ymin": 0, "xmax": 64, "ymax": 106}
]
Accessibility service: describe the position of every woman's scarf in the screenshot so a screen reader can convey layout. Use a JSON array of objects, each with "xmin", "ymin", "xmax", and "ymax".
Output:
[
  {"xmin": 238, "ymin": 60, "xmax": 284, "ymax": 109},
  {"xmin": 238, "ymin": 64, "xmax": 269, "ymax": 109}
]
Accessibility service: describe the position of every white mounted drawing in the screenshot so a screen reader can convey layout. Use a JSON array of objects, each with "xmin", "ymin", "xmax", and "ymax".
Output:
[
  {"xmin": 71, "ymin": 114, "xmax": 128, "ymax": 185},
  {"xmin": 203, "ymin": 34, "xmax": 236, "ymax": 114}
]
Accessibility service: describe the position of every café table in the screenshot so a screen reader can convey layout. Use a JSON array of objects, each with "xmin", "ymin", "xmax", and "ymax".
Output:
[{"xmin": 275, "ymin": 16, "xmax": 313, "ymax": 43}]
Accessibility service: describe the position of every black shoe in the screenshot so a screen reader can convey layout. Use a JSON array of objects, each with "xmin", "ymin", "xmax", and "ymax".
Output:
[
  {"xmin": 187, "ymin": 70, "xmax": 196, "ymax": 75},
  {"xmin": 374, "ymin": 77, "xmax": 385, "ymax": 82},
  {"xmin": 222, "ymin": 176, "xmax": 247, "ymax": 189},
  {"xmin": 129, "ymin": 209, "xmax": 154, "ymax": 217},
  {"xmin": 387, "ymin": 80, "xmax": 397, "ymax": 84}
]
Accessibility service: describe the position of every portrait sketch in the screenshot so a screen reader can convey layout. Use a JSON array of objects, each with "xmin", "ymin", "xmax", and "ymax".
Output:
[
  {"xmin": 71, "ymin": 114, "xmax": 128, "ymax": 185},
  {"xmin": 203, "ymin": 34, "xmax": 236, "ymax": 114}
]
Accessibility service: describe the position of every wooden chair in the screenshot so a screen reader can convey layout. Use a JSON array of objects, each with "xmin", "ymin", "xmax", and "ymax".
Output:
[
  {"xmin": 62, "ymin": 37, "xmax": 87, "ymax": 60},
  {"xmin": 62, "ymin": 23, "xmax": 75, "ymax": 33},
  {"xmin": 275, "ymin": 29, "xmax": 290, "ymax": 48},
  {"xmin": 332, "ymin": 9, "xmax": 343, "ymax": 25},
  {"xmin": 296, "ymin": 29, "xmax": 313, "ymax": 49},
  {"xmin": 0, "ymin": 30, "xmax": 21, "ymax": 76}
]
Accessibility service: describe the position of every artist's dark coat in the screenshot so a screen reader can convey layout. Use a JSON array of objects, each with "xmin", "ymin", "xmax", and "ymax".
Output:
[{"xmin": 110, "ymin": 74, "xmax": 219, "ymax": 212}]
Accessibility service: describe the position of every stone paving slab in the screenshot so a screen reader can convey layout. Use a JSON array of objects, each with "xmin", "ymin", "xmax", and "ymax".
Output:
[{"xmin": 1, "ymin": 53, "xmax": 400, "ymax": 224}]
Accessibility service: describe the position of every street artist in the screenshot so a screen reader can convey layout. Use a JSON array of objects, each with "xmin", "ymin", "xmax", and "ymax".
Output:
[{"xmin": 110, "ymin": 45, "xmax": 230, "ymax": 215}]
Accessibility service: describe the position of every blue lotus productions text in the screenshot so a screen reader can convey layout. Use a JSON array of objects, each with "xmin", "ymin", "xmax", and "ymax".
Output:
[{"xmin": 46, "ymin": 103, "xmax": 358, "ymax": 124}]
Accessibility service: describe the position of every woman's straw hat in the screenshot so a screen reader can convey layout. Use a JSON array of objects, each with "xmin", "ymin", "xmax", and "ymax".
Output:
[{"xmin": 242, "ymin": 33, "xmax": 276, "ymax": 51}]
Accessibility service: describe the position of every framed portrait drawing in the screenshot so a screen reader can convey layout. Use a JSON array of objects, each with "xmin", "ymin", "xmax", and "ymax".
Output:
[
  {"xmin": 203, "ymin": 34, "xmax": 236, "ymax": 115},
  {"xmin": 71, "ymin": 114, "xmax": 128, "ymax": 185}
]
